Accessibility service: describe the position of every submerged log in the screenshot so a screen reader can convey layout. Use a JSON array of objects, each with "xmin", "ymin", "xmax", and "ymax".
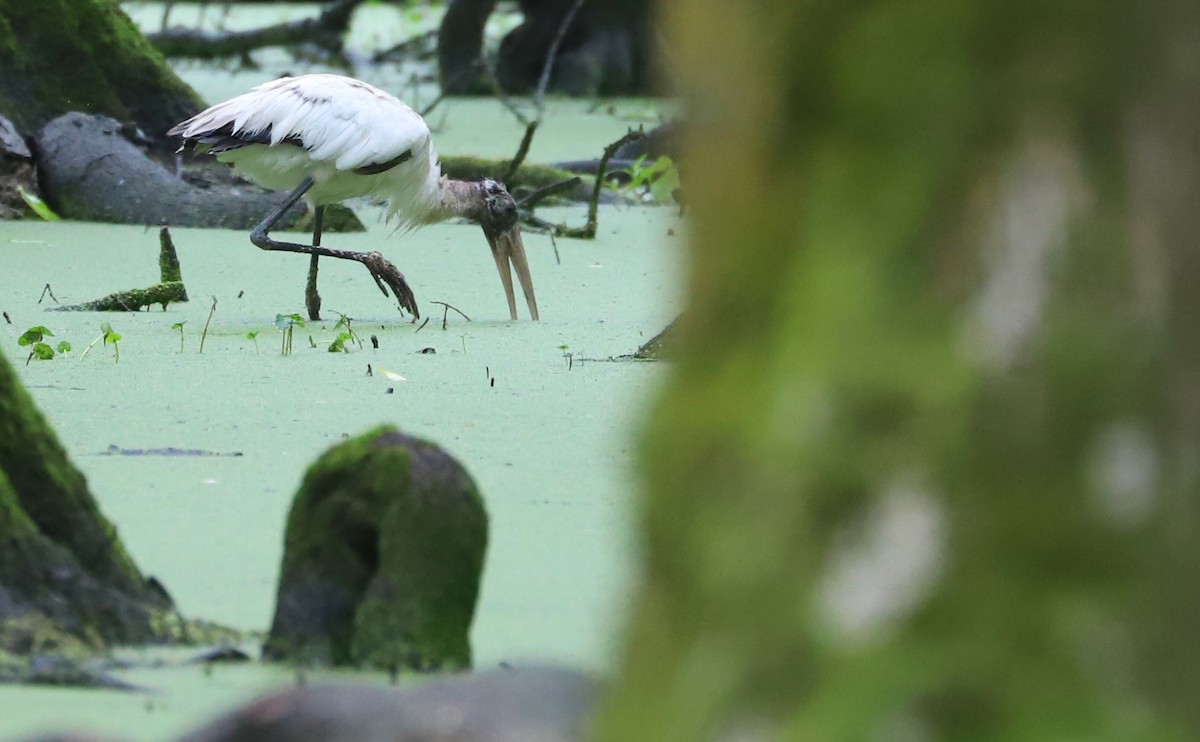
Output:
[
  {"xmin": 148, "ymin": 0, "xmax": 364, "ymax": 59},
  {"xmin": 264, "ymin": 426, "xmax": 487, "ymax": 673},
  {"xmin": 35, "ymin": 112, "xmax": 361, "ymax": 231}
]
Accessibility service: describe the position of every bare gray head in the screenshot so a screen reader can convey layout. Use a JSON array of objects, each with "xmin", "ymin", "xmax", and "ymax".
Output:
[
  {"xmin": 441, "ymin": 177, "xmax": 538, "ymax": 321},
  {"xmin": 471, "ymin": 178, "xmax": 520, "ymax": 237}
]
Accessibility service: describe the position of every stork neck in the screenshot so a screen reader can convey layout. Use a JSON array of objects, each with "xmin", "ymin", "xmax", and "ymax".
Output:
[{"xmin": 433, "ymin": 178, "xmax": 484, "ymax": 224}]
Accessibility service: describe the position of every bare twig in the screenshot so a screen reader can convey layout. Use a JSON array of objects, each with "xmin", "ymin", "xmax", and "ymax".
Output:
[
  {"xmin": 492, "ymin": 72, "xmax": 532, "ymax": 126},
  {"xmin": 431, "ymin": 301, "xmax": 471, "ymax": 330},
  {"xmin": 504, "ymin": 121, "xmax": 540, "ymax": 183},
  {"xmin": 583, "ymin": 129, "xmax": 644, "ymax": 235},
  {"xmin": 418, "ymin": 88, "xmax": 450, "ymax": 118},
  {"xmin": 38, "ymin": 284, "xmax": 59, "ymax": 305},
  {"xmin": 371, "ymin": 28, "xmax": 439, "ymax": 64},
  {"xmin": 199, "ymin": 296, "xmax": 217, "ymax": 353},
  {"xmin": 414, "ymin": 317, "xmax": 431, "ymax": 334},
  {"xmin": 518, "ymin": 176, "xmax": 582, "ymax": 209},
  {"xmin": 534, "ymin": 0, "xmax": 587, "ymax": 113}
]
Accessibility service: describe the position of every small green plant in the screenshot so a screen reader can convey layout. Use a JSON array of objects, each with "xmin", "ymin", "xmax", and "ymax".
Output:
[
  {"xmin": 329, "ymin": 312, "xmax": 362, "ymax": 353},
  {"xmin": 79, "ymin": 323, "xmax": 121, "ymax": 363},
  {"xmin": 246, "ymin": 330, "xmax": 260, "ymax": 353},
  {"xmin": 559, "ymin": 344, "xmax": 574, "ymax": 370},
  {"xmin": 275, "ymin": 313, "xmax": 305, "ymax": 356},
  {"xmin": 622, "ymin": 155, "xmax": 681, "ymax": 204},
  {"xmin": 171, "ymin": 321, "xmax": 186, "ymax": 352},
  {"xmin": 17, "ymin": 186, "xmax": 60, "ymax": 221},
  {"xmin": 328, "ymin": 332, "xmax": 353, "ymax": 353},
  {"xmin": 18, "ymin": 325, "xmax": 59, "ymax": 363},
  {"xmin": 102, "ymin": 322, "xmax": 121, "ymax": 362}
]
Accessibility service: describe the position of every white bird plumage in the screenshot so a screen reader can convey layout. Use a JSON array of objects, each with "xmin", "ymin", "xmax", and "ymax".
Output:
[{"xmin": 170, "ymin": 74, "xmax": 539, "ymax": 321}]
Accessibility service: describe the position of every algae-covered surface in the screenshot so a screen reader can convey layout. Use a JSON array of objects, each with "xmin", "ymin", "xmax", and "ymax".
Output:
[
  {"xmin": 0, "ymin": 5, "xmax": 679, "ymax": 737},
  {"xmin": 0, "ymin": 202, "xmax": 680, "ymax": 738}
]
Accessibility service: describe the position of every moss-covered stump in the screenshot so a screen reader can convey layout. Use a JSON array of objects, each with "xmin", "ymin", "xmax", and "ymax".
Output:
[
  {"xmin": 264, "ymin": 426, "xmax": 487, "ymax": 673},
  {"xmin": 0, "ymin": 348, "xmax": 174, "ymax": 648}
]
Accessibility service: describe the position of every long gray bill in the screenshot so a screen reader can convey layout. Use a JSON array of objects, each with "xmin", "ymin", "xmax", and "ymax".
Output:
[{"xmin": 487, "ymin": 226, "xmax": 539, "ymax": 321}]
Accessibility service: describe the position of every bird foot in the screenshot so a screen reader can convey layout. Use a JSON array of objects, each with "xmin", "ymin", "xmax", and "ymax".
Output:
[{"xmin": 361, "ymin": 252, "xmax": 419, "ymax": 319}]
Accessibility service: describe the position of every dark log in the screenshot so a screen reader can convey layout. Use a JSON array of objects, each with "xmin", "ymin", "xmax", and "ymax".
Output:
[
  {"xmin": 35, "ymin": 113, "xmax": 360, "ymax": 231},
  {"xmin": 147, "ymin": 0, "xmax": 364, "ymax": 59}
]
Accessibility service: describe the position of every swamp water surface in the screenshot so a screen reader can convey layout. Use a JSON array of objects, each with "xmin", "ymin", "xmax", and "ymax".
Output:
[{"xmin": 0, "ymin": 5, "xmax": 680, "ymax": 735}]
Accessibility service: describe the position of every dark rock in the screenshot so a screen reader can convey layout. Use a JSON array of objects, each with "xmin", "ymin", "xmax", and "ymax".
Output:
[
  {"xmin": 263, "ymin": 426, "xmax": 488, "ymax": 672},
  {"xmin": 0, "ymin": 114, "xmax": 32, "ymax": 160}
]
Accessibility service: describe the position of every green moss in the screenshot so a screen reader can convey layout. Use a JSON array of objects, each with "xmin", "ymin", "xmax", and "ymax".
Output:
[
  {"xmin": 0, "ymin": 0, "xmax": 203, "ymax": 136},
  {"xmin": 264, "ymin": 426, "xmax": 487, "ymax": 672},
  {"xmin": 441, "ymin": 156, "xmax": 589, "ymax": 192},
  {"xmin": 52, "ymin": 282, "xmax": 187, "ymax": 312}
]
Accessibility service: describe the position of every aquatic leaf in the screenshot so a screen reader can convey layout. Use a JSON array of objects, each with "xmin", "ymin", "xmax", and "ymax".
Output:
[
  {"xmin": 274, "ymin": 313, "xmax": 306, "ymax": 330},
  {"xmin": 56, "ymin": 341, "xmax": 71, "ymax": 353},
  {"xmin": 16, "ymin": 185, "xmax": 60, "ymax": 221},
  {"xmin": 18, "ymin": 326, "xmax": 51, "ymax": 346},
  {"xmin": 31, "ymin": 342, "xmax": 55, "ymax": 360}
]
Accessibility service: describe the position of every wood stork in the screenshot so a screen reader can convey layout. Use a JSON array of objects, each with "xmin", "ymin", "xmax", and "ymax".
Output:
[{"xmin": 169, "ymin": 73, "xmax": 539, "ymax": 321}]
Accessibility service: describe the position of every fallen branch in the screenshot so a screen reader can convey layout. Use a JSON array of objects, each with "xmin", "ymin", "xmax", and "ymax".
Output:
[
  {"xmin": 51, "ymin": 225, "xmax": 192, "ymax": 311},
  {"xmin": 441, "ymin": 155, "xmax": 589, "ymax": 194},
  {"xmin": 53, "ymin": 283, "xmax": 188, "ymax": 312},
  {"xmin": 372, "ymin": 28, "xmax": 439, "ymax": 63},
  {"xmin": 147, "ymin": 0, "xmax": 363, "ymax": 59},
  {"xmin": 518, "ymin": 176, "xmax": 582, "ymax": 210}
]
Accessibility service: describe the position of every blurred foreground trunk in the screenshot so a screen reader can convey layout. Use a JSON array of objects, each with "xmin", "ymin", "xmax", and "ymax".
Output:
[
  {"xmin": 600, "ymin": 2, "xmax": 1200, "ymax": 738},
  {"xmin": 0, "ymin": 347, "xmax": 174, "ymax": 649}
]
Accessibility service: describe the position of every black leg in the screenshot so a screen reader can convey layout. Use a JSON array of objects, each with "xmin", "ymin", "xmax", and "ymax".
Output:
[
  {"xmin": 305, "ymin": 206, "xmax": 323, "ymax": 321},
  {"xmin": 249, "ymin": 177, "xmax": 421, "ymax": 319}
]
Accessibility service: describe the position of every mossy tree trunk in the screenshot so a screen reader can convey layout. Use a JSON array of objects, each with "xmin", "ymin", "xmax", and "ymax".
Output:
[
  {"xmin": 599, "ymin": 1, "xmax": 1200, "ymax": 739},
  {"xmin": 0, "ymin": 347, "xmax": 172, "ymax": 648},
  {"xmin": 0, "ymin": 0, "xmax": 202, "ymax": 141}
]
